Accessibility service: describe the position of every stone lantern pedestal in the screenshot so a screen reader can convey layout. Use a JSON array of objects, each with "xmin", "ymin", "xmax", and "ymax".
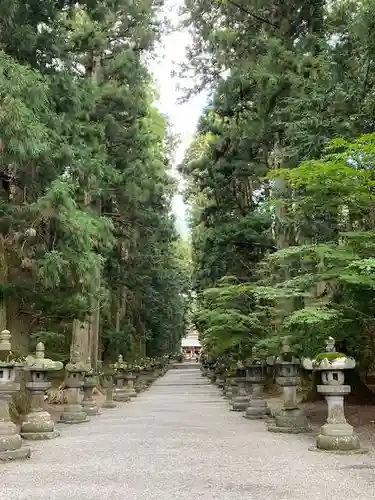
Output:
[
  {"xmin": 303, "ymin": 337, "xmax": 367, "ymax": 453},
  {"xmin": 124, "ymin": 372, "xmax": 137, "ymax": 398},
  {"xmin": 215, "ymin": 364, "xmax": 226, "ymax": 389},
  {"xmin": 268, "ymin": 339, "xmax": 309, "ymax": 434},
  {"xmin": 244, "ymin": 354, "xmax": 270, "ymax": 420},
  {"xmin": 82, "ymin": 367, "xmax": 100, "ymax": 416},
  {"xmin": 231, "ymin": 366, "xmax": 250, "ymax": 411},
  {"xmin": 208, "ymin": 365, "xmax": 216, "ymax": 384},
  {"xmin": 102, "ymin": 375, "xmax": 117, "ymax": 408},
  {"xmin": 224, "ymin": 375, "xmax": 235, "ymax": 399},
  {"xmin": 21, "ymin": 342, "xmax": 63, "ymax": 440},
  {"xmin": 228, "ymin": 377, "xmax": 238, "ymax": 402},
  {"xmin": 145, "ymin": 363, "xmax": 158, "ymax": 385},
  {"xmin": 113, "ymin": 355, "xmax": 131, "ymax": 402},
  {"xmin": 0, "ymin": 330, "xmax": 31, "ymax": 460},
  {"xmin": 60, "ymin": 350, "xmax": 89, "ymax": 424},
  {"xmin": 136, "ymin": 369, "xmax": 149, "ymax": 392},
  {"xmin": 133, "ymin": 366, "xmax": 143, "ymax": 392}
]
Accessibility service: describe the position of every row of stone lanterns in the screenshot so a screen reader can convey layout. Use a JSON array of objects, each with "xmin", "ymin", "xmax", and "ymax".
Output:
[
  {"xmin": 0, "ymin": 329, "xmax": 173, "ymax": 461},
  {"xmin": 204, "ymin": 336, "xmax": 367, "ymax": 454}
]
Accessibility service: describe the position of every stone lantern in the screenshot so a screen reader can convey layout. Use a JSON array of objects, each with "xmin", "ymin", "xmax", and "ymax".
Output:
[
  {"xmin": 99, "ymin": 363, "xmax": 117, "ymax": 409},
  {"xmin": 244, "ymin": 348, "xmax": 270, "ymax": 420},
  {"xmin": 82, "ymin": 359, "xmax": 100, "ymax": 416},
  {"xmin": 113, "ymin": 355, "xmax": 131, "ymax": 402},
  {"xmin": 133, "ymin": 363, "xmax": 142, "ymax": 393},
  {"xmin": 146, "ymin": 359, "xmax": 158, "ymax": 384},
  {"xmin": 268, "ymin": 338, "xmax": 309, "ymax": 433},
  {"xmin": 124, "ymin": 364, "xmax": 137, "ymax": 399},
  {"xmin": 303, "ymin": 337, "xmax": 367, "ymax": 453},
  {"xmin": 0, "ymin": 329, "xmax": 31, "ymax": 460},
  {"xmin": 60, "ymin": 349, "xmax": 89, "ymax": 424},
  {"xmin": 215, "ymin": 362, "xmax": 226, "ymax": 390},
  {"xmin": 135, "ymin": 361, "xmax": 148, "ymax": 392},
  {"xmin": 21, "ymin": 342, "xmax": 63, "ymax": 440},
  {"xmin": 231, "ymin": 361, "xmax": 250, "ymax": 411}
]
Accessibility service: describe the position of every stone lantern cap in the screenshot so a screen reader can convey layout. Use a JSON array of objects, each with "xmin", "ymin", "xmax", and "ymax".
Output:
[
  {"xmin": 114, "ymin": 354, "xmax": 128, "ymax": 372},
  {"xmin": 65, "ymin": 349, "xmax": 90, "ymax": 373},
  {"xmin": 24, "ymin": 342, "xmax": 63, "ymax": 372},
  {"xmin": 245, "ymin": 347, "xmax": 267, "ymax": 366},
  {"xmin": 275, "ymin": 337, "xmax": 300, "ymax": 365},
  {"xmin": 0, "ymin": 329, "xmax": 25, "ymax": 368},
  {"xmin": 302, "ymin": 337, "xmax": 356, "ymax": 371}
]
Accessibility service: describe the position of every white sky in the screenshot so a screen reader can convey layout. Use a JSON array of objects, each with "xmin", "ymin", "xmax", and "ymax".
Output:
[{"xmin": 149, "ymin": 0, "xmax": 209, "ymax": 236}]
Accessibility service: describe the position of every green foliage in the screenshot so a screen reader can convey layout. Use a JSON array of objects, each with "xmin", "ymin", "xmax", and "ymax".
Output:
[
  {"xmin": 0, "ymin": 0, "xmax": 189, "ymax": 362},
  {"xmin": 182, "ymin": 0, "xmax": 375, "ymax": 370}
]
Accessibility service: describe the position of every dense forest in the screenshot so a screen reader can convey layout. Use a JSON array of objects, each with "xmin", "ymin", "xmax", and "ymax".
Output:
[
  {"xmin": 180, "ymin": 0, "xmax": 375, "ymax": 376},
  {"xmin": 0, "ymin": 0, "xmax": 190, "ymax": 367},
  {"xmin": 4, "ymin": 0, "xmax": 375, "ymax": 376}
]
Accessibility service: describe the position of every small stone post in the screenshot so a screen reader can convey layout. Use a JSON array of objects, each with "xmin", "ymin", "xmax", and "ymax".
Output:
[
  {"xmin": 134, "ymin": 365, "xmax": 143, "ymax": 392},
  {"xmin": 0, "ymin": 329, "xmax": 31, "ymax": 460},
  {"xmin": 303, "ymin": 337, "xmax": 367, "ymax": 453},
  {"xmin": 82, "ymin": 360, "xmax": 100, "ymax": 416},
  {"xmin": 224, "ymin": 376, "xmax": 237, "ymax": 401},
  {"xmin": 244, "ymin": 348, "xmax": 270, "ymax": 420},
  {"xmin": 146, "ymin": 360, "xmax": 158, "ymax": 385},
  {"xmin": 268, "ymin": 338, "xmax": 308, "ymax": 433},
  {"xmin": 60, "ymin": 350, "xmax": 89, "ymax": 424},
  {"xmin": 113, "ymin": 355, "xmax": 130, "ymax": 402},
  {"xmin": 231, "ymin": 362, "xmax": 250, "ymax": 411},
  {"xmin": 102, "ymin": 375, "xmax": 117, "ymax": 409},
  {"xmin": 125, "ymin": 369, "xmax": 137, "ymax": 398},
  {"xmin": 215, "ymin": 363, "xmax": 226, "ymax": 389},
  {"xmin": 136, "ymin": 364, "xmax": 148, "ymax": 392},
  {"xmin": 21, "ymin": 342, "xmax": 63, "ymax": 440}
]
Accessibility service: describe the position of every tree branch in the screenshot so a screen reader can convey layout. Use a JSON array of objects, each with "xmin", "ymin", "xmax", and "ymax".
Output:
[{"xmin": 224, "ymin": 0, "xmax": 279, "ymax": 29}]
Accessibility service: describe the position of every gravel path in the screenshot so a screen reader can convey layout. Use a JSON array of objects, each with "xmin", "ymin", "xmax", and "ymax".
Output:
[{"xmin": 0, "ymin": 366, "xmax": 374, "ymax": 500}]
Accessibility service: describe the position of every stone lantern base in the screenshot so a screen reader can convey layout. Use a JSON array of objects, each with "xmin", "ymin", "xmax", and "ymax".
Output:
[
  {"xmin": 127, "ymin": 388, "xmax": 137, "ymax": 398},
  {"xmin": 113, "ymin": 388, "xmax": 131, "ymax": 402},
  {"xmin": 102, "ymin": 382, "xmax": 117, "ymax": 409},
  {"xmin": 21, "ymin": 409, "xmax": 60, "ymax": 440},
  {"xmin": 231, "ymin": 380, "xmax": 249, "ymax": 411},
  {"xmin": 60, "ymin": 403, "xmax": 90, "ymax": 424},
  {"xmin": 268, "ymin": 407, "xmax": 309, "ymax": 433},
  {"xmin": 244, "ymin": 398, "xmax": 270, "ymax": 420},
  {"xmin": 102, "ymin": 399, "xmax": 117, "ymax": 409},
  {"xmin": 224, "ymin": 383, "xmax": 233, "ymax": 400},
  {"xmin": 0, "ymin": 430, "xmax": 31, "ymax": 461},
  {"xmin": 0, "ymin": 447, "xmax": 31, "ymax": 461},
  {"xmin": 313, "ymin": 422, "xmax": 368, "ymax": 453},
  {"xmin": 216, "ymin": 376, "xmax": 225, "ymax": 389},
  {"xmin": 82, "ymin": 400, "xmax": 100, "ymax": 416}
]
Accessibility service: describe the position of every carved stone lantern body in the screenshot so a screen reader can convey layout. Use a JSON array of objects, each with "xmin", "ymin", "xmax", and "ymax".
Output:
[
  {"xmin": 231, "ymin": 364, "xmax": 249, "ymax": 411},
  {"xmin": 303, "ymin": 337, "xmax": 366, "ymax": 453},
  {"xmin": 0, "ymin": 329, "xmax": 31, "ymax": 460},
  {"xmin": 244, "ymin": 361, "xmax": 270, "ymax": 420},
  {"xmin": 113, "ymin": 355, "xmax": 131, "ymax": 402},
  {"xmin": 21, "ymin": 342, "xmax": 63, "ymax": 439},
  {"xmin": 101, "ymin": 371, "xmax": 117, "ymax": 409},
  {"xmin": 268, "ymin": 339, "xmax": 309, "ymax": 433},
  {"xmin": 124, "ymin": 371, "xmax": 137, "ymax": 398},
  {"xmin": 215, "ymin": 363, "xmax": 226, "ymax": 389},
  {"xmin": 82, "ymin": 366, "xmax": 100, "ymax": 416},
  {"xmin": 136, "ymin": 366, "xmax": 149, "ymax": 392},
  {"xmin": 60, "ymin": 350, "xmax": 89, "ymax": 424}
]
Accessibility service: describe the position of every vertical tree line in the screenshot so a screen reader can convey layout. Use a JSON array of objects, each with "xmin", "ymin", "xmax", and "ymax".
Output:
[
  {"xmin": 0, "ymin": 0, "xmax": 190, "ymax": 364},
  {"xmin": 181, "ymin": 0, "xmax": 375, "ymax": 371}
]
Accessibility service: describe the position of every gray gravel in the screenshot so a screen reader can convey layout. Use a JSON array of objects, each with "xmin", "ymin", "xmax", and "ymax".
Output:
[{"xmin": 1, "ymin": 367, "xmax": 374, "ymax": 500}]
